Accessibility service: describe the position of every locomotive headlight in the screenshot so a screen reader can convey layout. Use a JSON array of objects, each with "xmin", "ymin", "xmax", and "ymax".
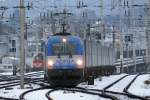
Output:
[
  {"xmin": 76, "ymin": 59, "xmax": 83, "ymax": 66},
  {"xmin": 47, "ymin": 60, "xmax": 54, "ymax": 66},
  {"xmin": 62, "ymin": 38, "xmax": 67, "ymax": 43}
]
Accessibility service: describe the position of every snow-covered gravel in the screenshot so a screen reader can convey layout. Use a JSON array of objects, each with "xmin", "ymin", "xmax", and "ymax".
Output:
[
  {"xmin": 49, "ymin": 90, "xmax": 110, "ymax": 100},
  {"xmin": 0, "ymin": 72, "xmax": 13, "ymax": 76},
  {"xmin": 79, "ymin": 74, "xmax": 127, "ymax": 90},
  {"xmin": 25, "ymin": 71, "xmax": 44, "ymax": 75},
  {"xmin": 24, "ymin": 89, "xmax": 111, "ymax": 100},
  {"xmin": 24, "ymin": 74, "xmax": 44, "ymax": 79},
  {"xmin": 2, "ymin": 73, "xmax": 150, "ymax": 100},
  {"xmin": 128, "ymin": 74, "xmax": 150, "ymax": 97},
  {"xmin": 24, "ymin": 89, "xmax": 50, "ymax": 100},
  {"xmin": 107, "ymin": 75, "xmax": 136, "ymax": 93},
  {"xmin": 0, "ymin": 84, "xmax": 40, "ymax": 99},
  {"xmin": 0, "ymin": 80, "xmax": 20, "ymax": 85},
  {"xmin": 0, "ymin": 88, "xmax": 29, "ymax": 99}
]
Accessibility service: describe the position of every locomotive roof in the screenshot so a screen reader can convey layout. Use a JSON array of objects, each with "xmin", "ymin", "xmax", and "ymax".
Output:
[
  {"xmin": 47, "ymin": 35, "xmax": 82, "ymax": 43},
  {"xmin": 53, "ymin": 33, "xmax": 71, "ymax": 36}
]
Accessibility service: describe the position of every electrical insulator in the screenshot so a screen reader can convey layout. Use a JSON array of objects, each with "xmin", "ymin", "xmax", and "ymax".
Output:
[
  {"xmin": 79, "ymin": 1, "xmax": 81, "ymax": 7},
  {"xmin": 44, "ymin": 12, "xmax": 46, "ymax": 18},
  {"xmin": 9, "ymin": 14, "xmax": 11, "ymax": 18},
  {"xmin": 27, "ymin": 2, "xmax": 30, "ymax": 10},
  {"xmin": 127, "ymin": 1, "xmax": 129, "ymax": 7},
  {"xmin": 82, "ymin": 1, "xmax": 84, "ymax": 6},
  {"xmin": 31, "ymin": 2, "xmax": 33, "ymax": 8},
  {"xmin": 50, "ymin": 12, "xmax": 53, "ymax": 17},
  {"xmin": 82, "ymin": 12, "xmax": 84, "ymax": 17},
  {"xmin": 47, "ymin": 12, "xmax": 49, "ymax": 17},
  {"xmin": 77, "ymin": 1, "xmax": 81, "ymax": 8},
  {"xmin": 13, "ymin": 13, "xmax": 15, "ymax": 18}
]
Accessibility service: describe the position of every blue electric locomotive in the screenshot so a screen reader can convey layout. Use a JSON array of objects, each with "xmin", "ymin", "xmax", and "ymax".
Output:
[{"xmin": 46, "ymin": 33, "xmax": 84, "ymax": 86}]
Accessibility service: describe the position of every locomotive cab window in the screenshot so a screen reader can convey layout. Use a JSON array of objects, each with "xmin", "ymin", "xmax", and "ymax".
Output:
[
  {"xmin": 52, "ymin": 43, "xmax": 76, "ymax": 55},
  {"xmin": 34, "ymin": 53, "xmax": 43, "ymax": 60}
]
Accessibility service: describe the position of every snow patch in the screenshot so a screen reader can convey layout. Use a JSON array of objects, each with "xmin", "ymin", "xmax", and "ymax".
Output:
[
  {"xmin": 50, "ymin": 90, "xmax": 109, "ymax": 100},
  {"xmin": 128, "ymin": 74, "xmax": 150, "ymax": 97}
]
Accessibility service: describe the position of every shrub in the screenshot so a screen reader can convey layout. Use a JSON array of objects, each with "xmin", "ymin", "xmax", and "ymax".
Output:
[{"xmin": 144, "ymin": 80, "xmax": 150, "ymax": 85}]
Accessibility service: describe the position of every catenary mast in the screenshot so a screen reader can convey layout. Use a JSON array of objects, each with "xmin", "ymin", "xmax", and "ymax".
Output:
[
  {"xmin": 146, "ymin": 0, "xmax": 150, "ymax": 71},
  {"xmin": 20, "ymin": 0, "xmax": 25, "ymax": 89}
]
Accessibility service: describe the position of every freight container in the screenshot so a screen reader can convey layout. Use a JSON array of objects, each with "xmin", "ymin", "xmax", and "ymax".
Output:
[{"xmin": 85, "ymin": 40, "xmax": 116, "ymax": 68}]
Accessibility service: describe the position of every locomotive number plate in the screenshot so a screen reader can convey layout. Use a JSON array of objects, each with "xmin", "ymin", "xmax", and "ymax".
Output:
[{"xmin": 56, "ymin": 59, "xmax": 74, "ymax": 64}]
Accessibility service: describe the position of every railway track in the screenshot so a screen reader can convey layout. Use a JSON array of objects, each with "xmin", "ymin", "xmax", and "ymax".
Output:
[
  {"xmin": 0, "ymin": 76, "xmax": 45, "ymax": 100},
  {"xmin": 0, "ymin": 73, "xmax": 44, "ymax": 100},
  {"xmin": 19, "ymin": 74, "xmax": 127, "ymax": 100},
  {"xmin": 46, "ymin": 88, "xmax": 118, "ymax": 100},
  {"xmin": 0, "ymin": 75, "xmax": 19, "ymax": 82},
  {"xmin": 1, "ymin": 72, "xmax": 150, "ymax": 100},
  {"xmin": 19, "ymin": 86, "xmax": 118, "ymax": 100},
  {"xmin": 20, "ymin": 86, "xmax": 51, "ymax": 100},
  {"xmin": 102, "ymin": 75, "xmax": 136, "ymax": 100},
  {"xmin": 0, "ymin": 72, "xmax": 45, "ymax": 90},
  {"xmin": 0, "ymin": 71, "xmax": 44, "ymax": 82},
  {"xmin": 101, "ymin": 73, "xmax": 150, "ymax": 100},
  {"xmin": 24, "ymin": 71, "xmax": 44, "ymax": 78},
  {"xmin": 124, "ymin": 73, "xmax": 150, "ymax": 100}
]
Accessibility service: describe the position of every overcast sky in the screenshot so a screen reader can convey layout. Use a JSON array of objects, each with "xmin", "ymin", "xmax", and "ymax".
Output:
[{"xmin": 0, "ymin": 0, "xmax": 149, "ymax": 21}]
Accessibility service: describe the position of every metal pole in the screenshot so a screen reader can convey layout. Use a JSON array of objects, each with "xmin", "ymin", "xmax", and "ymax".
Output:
[
  {"xmin": 126, "ymin": 43, "xmax": 129, "ymax": 73},
  {"xmin": 146, "ymin": 0, "xmax": 150, "ymax": 71},
  {"xmin": 36, "ymin": 26, "xmax": 39, "ymax": 54},
  {"xmin": 100, "ymin": 0, "xmax": 104, "ymax": 45},
  {"xmin": 119, "ymin": 1, "xmax": 124, "ymax": 73},
  {"xmin": 131, "ymin": 0, "xmax": 137, "ymax": 73},
  {"xmin": 133, "ymin": 33, "xmax": 136, "ymax": 73},
  {"xmin": 20, "ymin": 0, "xmax": 25, "ymax": 89},
  {"xmin": 112, "ymin": 25, "xmax": 115, "ymax": 48},
  {"xmin": 120, "ymin": 33, "xmax": 123, "ymax": 73}
]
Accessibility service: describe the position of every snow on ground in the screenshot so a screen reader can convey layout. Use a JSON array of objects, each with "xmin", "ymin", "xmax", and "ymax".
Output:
[
  {"xmin": 0, "ymin": 84, "xmax": 40, "ymax": 99},
  {"xmin": 79, "ymin": 74, "xmax": 127, "ymax": 90},
  {"xmin": 1, "ymin": 73, "xmax": 150, "ymax": 99},
  {"xmin": 107, "ymin": 75, "xmax": 136, "ymax": 93},
  {"xmin": 0, "ymin": 71, "xmax": 44, "ymax": 77},
  {"xmin": 24, "ymin": 71, "xmax": 44, "ymax": 78},
  {"xmin": 50, "ymin": 90, "xmax": 110, "ymax": 100},
  {"xmin": 0, "ymin": 88, "xmax": 29, "ymax": 99},
  {"xmin": 128, "ymin": 74, "xmax": 150, "ymax": 97},
  {"xmin": 0, "ymin": 80, "xmax": 19, "ymax": 85},
  {"xmin": 0, "ymin": 73, "xmax": 127, "ymax": 100},
  {"xmin": 25, "ymin": 89, "xmax": 111, "ymax": 100},
  {"xmin": 24, "ymin": 74, "xmax": 44, "ymax": 79},
  {"xmin": 0, "ymin": 72, "xmax": 13, "ymax": 76},
  {"xmin": 24, "ymin": 89, "xmax": 50, "ymax": 100},
  {"xmin": 25, "ymin": 71, "xmax": 44, "ymax": 75}
]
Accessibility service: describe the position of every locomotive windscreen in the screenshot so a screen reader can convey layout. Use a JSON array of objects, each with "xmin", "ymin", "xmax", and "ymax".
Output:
[
  {"xmin": 34, "ymin": 53, "xmax": 43, "ymax": 60},
  {"xmin": 52, "ymin": 43, "xmax": 76, "ymax": 55}
]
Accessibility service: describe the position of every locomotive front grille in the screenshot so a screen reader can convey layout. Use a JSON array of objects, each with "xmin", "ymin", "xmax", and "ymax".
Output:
[{"xmin": 47, "ymin": 69, "xmax": 83, "ymax": 86}]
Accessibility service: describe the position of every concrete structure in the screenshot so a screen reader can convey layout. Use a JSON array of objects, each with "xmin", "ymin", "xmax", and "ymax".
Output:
[{"xmin": 0, "ymin": 23, "xmax": 19, "ymax": 71}]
